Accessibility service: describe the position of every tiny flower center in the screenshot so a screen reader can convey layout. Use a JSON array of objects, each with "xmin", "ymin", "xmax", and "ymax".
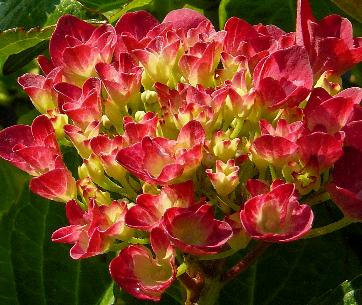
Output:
[{"xmin": 259, "ymin": 202, "xmax": 282, "ymax": 234}]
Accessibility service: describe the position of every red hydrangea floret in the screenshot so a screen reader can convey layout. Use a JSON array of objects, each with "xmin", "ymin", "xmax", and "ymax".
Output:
[
  {"xmin": 49, "ymin": 15, "xmax": 117, "ymax": 85},
  {"xmin": 240, "ymin": 182, "xmax": 314, "ymax": 242},
  {"xmin": 0, "ymin": 115, "xmax": 76, "ymax": 201},
  {"xmin": 297, "ymin": 0, "xmax": 362, "ymax": 76},
  {"xmin": 116, "ymin": 120, "xmax": 205, "ymax": 185},
  {"xmin": 253, "ymin": 45, "xmax": 313, "ymax": 109},
  {"xmin": 296, "ymin": 132, "xmax": 343, "ymax": 174},
  {"xmin": 343, "ymin": 104, "xmax": 362, "ymax": 152},
  {"xmin": 304, "ymin": 87, "xmax": 362, "ymax": 134},
  {"xmin": 162, "ymin": 204, "xmax": 233, "ymax": 255},
  {"xmin": 18, "ymin": 67, "xmax": 62, "ymax": 113},
  {"xmin": 55, "ymin": 77, "xmax": 102, "ymax": 130},
  {"xmin": 327, "ymin": 147, "xmax": 362, "ymax": 221},
  {"xmin": 109, "ymin": 227, "xmax": 176, "ymax": 301},
  {"xmin": 126, "ymin": 181, "xmax": 195, "ymax": 231},
  {"xmin": 52, "ymin": 199, "xmax": 131, "ymax": 259}
]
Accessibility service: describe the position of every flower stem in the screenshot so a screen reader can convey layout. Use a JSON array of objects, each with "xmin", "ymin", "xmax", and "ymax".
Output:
[
  {"xmin": 258, "ymin": 167, "xmax": 267, "ymax": 181},
  {"xmin": 222, "ymin": 242, "xmax": 270, "ymax": 282},
  {"xmin": 230, "ymin": 118, "xmax": 243, "ymax": 139},
  {"xmin": 269, "ymin": 165, "xmax": 277, "ymax": 180},
  {"xmin": 303, "ymin": 217, "xmax": 355, "ymax": 239},
  {"xmin": 196, "ymin": 277, "xmax": 222, "ymax": 305},
  {"xmin": 118, "ymin": 176, "xmax": 138, "ymax": 200},
  {"xmin": 127, "ymin": 237, "xmax": 149, "ymax": 244},
  {"xmin": 302, "ymin": 191, "xmax": 330, "ymax": 206},
  {"xmin": 179, "ymin": 272, "xmax": 204, "ymax": 305},
  {"xmin": 217, "ymin": 194, "xmax": 240, "ymax": 211},
  {"xmin": 176, "ymin": 263, "xmax": 187, "ymax": 277}
]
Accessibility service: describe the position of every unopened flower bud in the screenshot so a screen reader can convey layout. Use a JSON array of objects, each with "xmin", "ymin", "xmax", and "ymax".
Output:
[
  {"xmin": 79, "ymin": 154, "xmax": 123, "ymax": 193},
  {"xmin": 141, "ymin": 90, "xmax": 160, "ymax": 113},
  {"xmin": 206, "ymin": 159, "xmax": 239, "ymax": 196},
  {"xmin": 77, "ymin": 177, "xmax": 112, "ymax": 205},
  {"xmin": 49, "ymin": 112, "xmax": 69, "ymax": 144},
  {"xmin": 212, "ymin": 130, "xmax": 240, "ymax": 162}
]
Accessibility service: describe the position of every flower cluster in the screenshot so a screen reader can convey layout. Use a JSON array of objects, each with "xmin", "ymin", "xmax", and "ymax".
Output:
[{"xmin": 1, "ymin": 0, "xmax": 361, "ymax": 302}]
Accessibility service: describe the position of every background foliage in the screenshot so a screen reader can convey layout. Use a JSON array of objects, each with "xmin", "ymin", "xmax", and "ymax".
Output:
[{"xmin": 0, "ymin": 0, "xmax": 361, "ymax": 304}]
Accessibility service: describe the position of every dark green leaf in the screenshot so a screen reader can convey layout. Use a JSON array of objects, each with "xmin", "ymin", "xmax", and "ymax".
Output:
[
  {"xmin": 0, "ymin": 186, "xmax": 112, "ymax": 305},
  {"xmin": 98, "ymin": 284, "xmax": 115, "ymax": 305},
  {"xmin": 45, "ymin": 0, "xmax": 105, "ymax": 26},
  {"xmin": 331, "ymin": 0, "xmax": 362, "ymax": 23},
  {"xmin": 351, "ymin": 65, "xmax": 362, "ymax": 87},
  {"xmin": 61, "ymin": 146, "xmax": 83, "ymax": 177},
  {"xmin": 0, "ymin": 0, "xmax": 60, "ymax": 30},
  {"xmin": 2, "ymin": 40, "xmax": 48, "ymax": 75},
  {"xmin": 0, "ymin": 159, "xmax": 26, "ymax": 219},
  {"xmin": 103, "ymin": 0, "xmax": 220, "ymax": 27},
  {"xmin": 77, "ymin": 0, "xmax": 129, "ymax": 13},
  {"xmin": 16, "ymin": 109, "xmax": 40, "ymax": 125},
  {"xmin": 0, "ymin": 26, "xmax": 54, "ymax": 75},
  {"xmin": 218, "ymin": 0, "xmax": 296, "ymax": 31},
  {"xmin": 308, "ymin": 274, "xmax": 362, "ymax": 305},
  {"xmin": 105, "ymin": 0, "xmax": 154, "ymax": 23},
  {"xmin": 218, "ymin": 0, "xmax": 344, "ymax": 31},
  {"xmin": 147, "ymin": 0, "xmax": 187, "ymax": 20}
]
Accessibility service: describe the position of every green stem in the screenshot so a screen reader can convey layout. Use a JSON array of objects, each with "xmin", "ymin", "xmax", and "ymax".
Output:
[
  {"xmin": 230, "ymin": 118, "xmax": 243, "ymax": 139},
  {"xmin": 108, "ymin": 241, "xmax": 129, "ymax": 252},
  {"xmin": 176, "ymin": 263, "xmax": 187, "ymax": 277},
  {"xmin": 196, "ymin": 277, "xmax": 222, "ymax": 305},
  {"xmin": 127, "ymin": 237, "xmax": 149, "ymax": 244},
  {"xmin": 269, "ymin": 165, "xmax": 277, "ymax": 180},
  {"xmin": 179, "ymin": 273, "xmax": 204, "ymax": 305},
  {"xmin": 302, "ymin": 191, "xmax": 330, "ymax": 206},
  {"xmin": 119, "ymin": 176, "xmax": 138, "ymax": 200},
  {"xmin": 218, "ymin": 194, "xmax": 240, "ymax": 211},
  {"xmin": 76, "ymin": 199, "xmax": 87, "ymax": 211},
  {"xmin": 222, "ymin": 242, "xmax": 270, "ymax": 282},
  {"xmin": 258, "ymin": 166, "xmax": 267, "ymax": 181},
  {"xmin": 303, "ymin": 217, "xmax": 355, "ymax": 239}
]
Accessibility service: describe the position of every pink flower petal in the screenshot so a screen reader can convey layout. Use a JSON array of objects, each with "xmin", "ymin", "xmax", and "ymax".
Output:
[
  {"xmin": 163, "ymin": 8, "xmax": 209, "ymax": 32},
  {"xmin": 115, "ymin": 11, "xmax": 159, "ymax": 40}
]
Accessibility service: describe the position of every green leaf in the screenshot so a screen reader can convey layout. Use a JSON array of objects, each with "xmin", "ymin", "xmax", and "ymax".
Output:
[
  {"xmin": 77, "ymin": 0, "xmax": 129, "ymax": 13},
  {"xmin": 218, "ymin": 0, "xmax": 295, "ymax": 30},
  {"xmin": 2, "ymin": 40, "xmax": 48, "ymax": 75},
  {"xmin": 61, "ymin": 146, "xmax": 83, "ymax": 177},
  {"xmin": 147, "ymin": 0, "xmax": 186, "ymax": 20},
  {"xmin": 45, "ymin": 0, "xmax": 105, "ymax": 26},
  {"xmin": 16, "ymin": 109, "xmax": 40, "ymax": 125},
  {"xmin": 308, "ymin": 274, "xmax": 362, "ymax": 305},
  {"xmin": 0, "ymin": 186, "xmax": 112, "ymax": 305},
  {"xmin": 0, "ymin": 159, "xmax": 26, "ymax": 219},
  {"xmin": 105, "ymin": 0, "xmax": 154, "ymax": 23},
  {"xmin": 0, "ymin": 0, "xmax": 60, "ymax": 30},
  {"xmin": 218, "ymin": 0, "xmax": 343, "ymax": 30},
  {"xmin": 1, "ymin": 0, "xmax": 107, "ymax": 77},
  {"xmin": 98, "ymin": 284, "xmax": 115, "ymax": 305},
  {"xmin": 0, "ymin": 26, "xmax": 54, "ymax": 75},
  {"xmin": 331, "ymin": 0, "xmax": 362, "ymax": 23},
  {"xmin": 77, "ymin": 0, "xmax": 220, "ymax": 26}
]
